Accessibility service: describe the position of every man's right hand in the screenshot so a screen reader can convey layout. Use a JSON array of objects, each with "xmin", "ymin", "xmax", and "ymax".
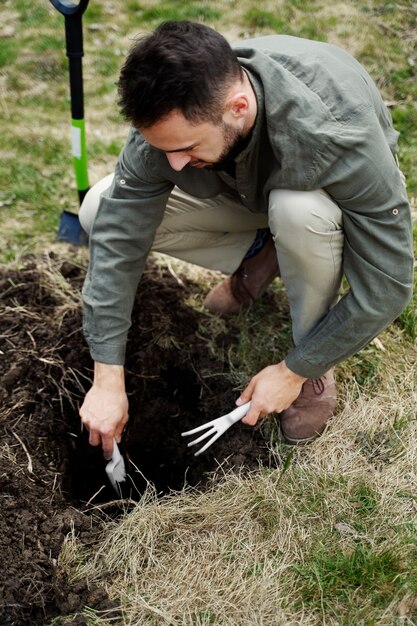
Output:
[{"xmin": 79, "ymin": 362, "xmax": 129, "ymax": 460}]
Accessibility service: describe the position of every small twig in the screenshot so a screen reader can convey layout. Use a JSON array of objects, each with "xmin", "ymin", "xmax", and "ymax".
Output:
[
  {"xmin": 84, "ymin": 497, "xmax": 136, "ymax": 513},
  {"xmin": 85, "ymin": 485, "xmax": 107, "ymax": 507},
  {"xmin": 25, "ymin": 329, "xmax": 37, "ymax": 350},
  {"xmin": 11, "ymin": 431, "xmax": 33, "ymax": 473},
  {"xmin": 126, "ymin": 456, "xmax": 151, "ymax": 495},
  {"xmin": 166, "ymin": 260, "xmax": 184, "ymax": 286},
  {"xmin": 189, "ymin": 356, "xmax": 211, "ymax": 391}
]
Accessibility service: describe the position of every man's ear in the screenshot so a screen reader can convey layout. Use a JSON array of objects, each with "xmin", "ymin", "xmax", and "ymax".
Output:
[{"xmin": 225, "ymin": 92, "xmax": 250, "ymax": 119}]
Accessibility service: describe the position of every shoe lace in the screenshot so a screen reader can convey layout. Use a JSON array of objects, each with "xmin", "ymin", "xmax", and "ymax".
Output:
[{"xmin": 309, "ymin": 376, "xmax": 325, "ymax": 395}]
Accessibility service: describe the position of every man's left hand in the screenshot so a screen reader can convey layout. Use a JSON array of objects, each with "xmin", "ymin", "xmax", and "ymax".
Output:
[{"xmin": 236, "ymin": 360, "xmax": 306, "ymax": 426}]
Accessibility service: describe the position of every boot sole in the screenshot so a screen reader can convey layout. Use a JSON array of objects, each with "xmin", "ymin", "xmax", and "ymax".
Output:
[{"xmin": 281, "ymin": 427, "xmax": 325, "ymax": 445}]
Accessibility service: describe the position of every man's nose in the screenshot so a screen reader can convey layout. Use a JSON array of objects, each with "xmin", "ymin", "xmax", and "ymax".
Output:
[{"xmin": 166, "ymin": 152, "xmax": 192, "ymax": 171}]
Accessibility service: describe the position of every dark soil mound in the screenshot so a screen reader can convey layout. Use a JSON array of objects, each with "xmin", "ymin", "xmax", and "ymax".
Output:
[{"xmin": 0, "ymin": 252, "xmax": 280, "ymax": 625}]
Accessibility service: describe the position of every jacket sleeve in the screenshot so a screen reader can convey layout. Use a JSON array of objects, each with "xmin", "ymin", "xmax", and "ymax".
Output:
[
  {"xmin": 82, "ymin": 141, "xmax": 173, "ymax": 365},
  {"xmin": 285, "ymin": 109, "xmax": 414, "ymax": 378}
]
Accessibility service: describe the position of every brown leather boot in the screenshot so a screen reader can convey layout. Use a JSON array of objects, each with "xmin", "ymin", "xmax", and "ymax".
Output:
[
  {"xmin": 280, "ymin": 369, "xmax": 337, "ymax": 444},
  {"xmin": 204, "ymin": 233, "xmax": 280, "ymax": 315}
]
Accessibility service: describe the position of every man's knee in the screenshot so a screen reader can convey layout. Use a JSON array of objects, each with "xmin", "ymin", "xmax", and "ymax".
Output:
[
  {"xmin": 79, "ymin": 174, "xmax": 114, "ymax": 235},
  {"xmin": 268, "ymin": 189, "xmax": 343, "ymax": 257}
]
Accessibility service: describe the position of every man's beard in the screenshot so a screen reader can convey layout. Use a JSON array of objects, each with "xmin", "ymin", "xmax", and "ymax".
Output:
[{"xmin": 207, "ymin": 121, "xmax": 247, "ymax": 171}]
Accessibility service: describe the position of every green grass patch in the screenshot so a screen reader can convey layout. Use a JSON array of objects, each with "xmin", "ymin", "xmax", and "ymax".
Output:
[
  {"xmin": 390, "ymin": 65, "xmax": 417, "ymax": 102},
  {"xmin": 93, "ymin": 51, "xmax": 120, "ymax": 78},
  {"xmin": 395, "ymin": 224, "xmax": 417, "ymax": 340},
  {"xmin": 15, "ymin": 0, "xmax": 50, "ymax": 27},
  {"xmin": 342, "ymin": 346, "xmax": 383, "ymax": 390},
  {"xmin": 349, "ymin": 482, "xmax": 378, "ymax": 516},
  {"xmin": 7, "ymin": 134, "xmax": 69, "ymax": 167},
  {"xmin": 392, "ymin": 107, "xmax": 417, "ymax": 194},
  {"xmin": 295, "ymin": 541, "xmax": 416, "ymax": 618},
  {"xmin": 138, "ymin": 2, "xmax": 222, "ymax": 25},
  {"xmin": 126, "ymin": 0, "xmax": 143, "ymax": 11},
  {"xmin": 88, "ymin": 138, "xmax": 122, "ymax": 159},
  {"xmin": 243, "ymin": 8, "xmax": 294, "ymax": 33},
  {"xmin": 227, "ymin": 305, "xmax": 292, "ymax": 382},
  {"xmin": 83, "ymin": 2, "xmax": 105, "ymax": 22},
  {"xmin": 0, "ymin": 39, "xmax": 18, "ymax": 69},
  {"xmin": 286, "ymin": 0, "xmax": 317, "ymax": 8},
  {"xmin": 31, "ymin": 33, "xmax": 64, "ymax": 53},
  {"xmin": 296, "ymin": 19, "xmax": 328, "ymax": 41},
  {"xmin": 397, "ymin": 299, "xmax": 417, "ymax": 342},
  {"xmin": 15, "ymin": 53, "xmax": 67, "ymax": 82}
]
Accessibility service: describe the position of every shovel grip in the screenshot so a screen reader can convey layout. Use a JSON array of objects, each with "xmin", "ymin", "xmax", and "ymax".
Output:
[{"xmin": 49, "ymin": 0, "xmax": 89, "ymax": 17}]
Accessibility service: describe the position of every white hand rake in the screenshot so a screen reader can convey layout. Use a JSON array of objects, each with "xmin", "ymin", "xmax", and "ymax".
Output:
[{"xmin": 181, "ymin": 402, "xmax": 251, "ymax": 456}]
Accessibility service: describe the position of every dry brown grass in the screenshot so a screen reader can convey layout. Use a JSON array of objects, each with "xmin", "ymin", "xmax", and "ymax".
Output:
[{"xmin": 58, "ymin": 363, "xmax": 417, "ymax": 625}]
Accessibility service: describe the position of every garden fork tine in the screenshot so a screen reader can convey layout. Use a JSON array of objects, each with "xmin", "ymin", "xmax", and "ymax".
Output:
[{"xmin": 181, "ymin": 402, "xmax": 251, "ymax": 456}]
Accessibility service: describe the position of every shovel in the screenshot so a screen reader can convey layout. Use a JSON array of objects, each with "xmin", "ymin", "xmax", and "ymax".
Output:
[{"xmin": 48, "ymin": 0, "xmax": 90, "ymax": 244}]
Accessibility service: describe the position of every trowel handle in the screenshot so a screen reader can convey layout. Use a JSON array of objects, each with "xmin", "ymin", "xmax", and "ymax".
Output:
[
  {"xmin": 228, "ymin": 402, "xmax": 252, "ymax": 425},
  {"xmin": 111, "ymin": 440, "xmax": 122, "ymax": 462}
]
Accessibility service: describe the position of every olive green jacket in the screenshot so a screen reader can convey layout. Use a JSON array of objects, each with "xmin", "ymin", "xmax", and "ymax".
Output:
[{"xmin": 82, "ymin": 35, "xmax": 414, "ymax": 378}]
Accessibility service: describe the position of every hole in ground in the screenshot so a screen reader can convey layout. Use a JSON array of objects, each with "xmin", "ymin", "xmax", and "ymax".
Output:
[
  {"xmin": 64, "ymin": 364, "xmax": 273, "ymax": 505},
  {"xmin": 58, "ymin": 261, "xmax": 282, "ymax": 506}
]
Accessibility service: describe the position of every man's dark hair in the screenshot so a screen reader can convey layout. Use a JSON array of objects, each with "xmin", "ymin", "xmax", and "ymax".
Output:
[{"xmin": 117, "ymin": 21, "xmax": 243, "ymax": 128}]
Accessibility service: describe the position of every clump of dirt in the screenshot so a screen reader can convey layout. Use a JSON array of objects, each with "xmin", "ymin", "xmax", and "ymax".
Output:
[{"xmin": 0, "ymin": 252, "xmax": 278, "ymax": 625}]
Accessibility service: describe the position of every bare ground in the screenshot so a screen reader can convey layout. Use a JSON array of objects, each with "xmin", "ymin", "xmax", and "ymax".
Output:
[{"xmin": 0, "ymin": 251, "xmax": 278, "ymax": 625}]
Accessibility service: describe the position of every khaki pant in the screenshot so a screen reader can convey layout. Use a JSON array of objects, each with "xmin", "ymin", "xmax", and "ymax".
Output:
[{"xmin": 80, "ymin": 175, "xmax": 344, "ymax": 345}]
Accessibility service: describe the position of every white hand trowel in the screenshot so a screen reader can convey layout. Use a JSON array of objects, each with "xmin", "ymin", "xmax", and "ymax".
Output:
[{"xmin": 105, "ymin": 439, "xmax": 126, "ymax": 497}]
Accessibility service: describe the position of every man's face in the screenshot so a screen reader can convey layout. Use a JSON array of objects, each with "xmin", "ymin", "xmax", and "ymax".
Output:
[{"xmin": 141, "ymin": 110, "xmax": 245, "ymax": 172}]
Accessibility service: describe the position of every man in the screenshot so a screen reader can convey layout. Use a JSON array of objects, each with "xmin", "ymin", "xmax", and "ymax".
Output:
[{"xmin": 79, "ymin": 21, "xmax": 413, "ymax": 460}]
